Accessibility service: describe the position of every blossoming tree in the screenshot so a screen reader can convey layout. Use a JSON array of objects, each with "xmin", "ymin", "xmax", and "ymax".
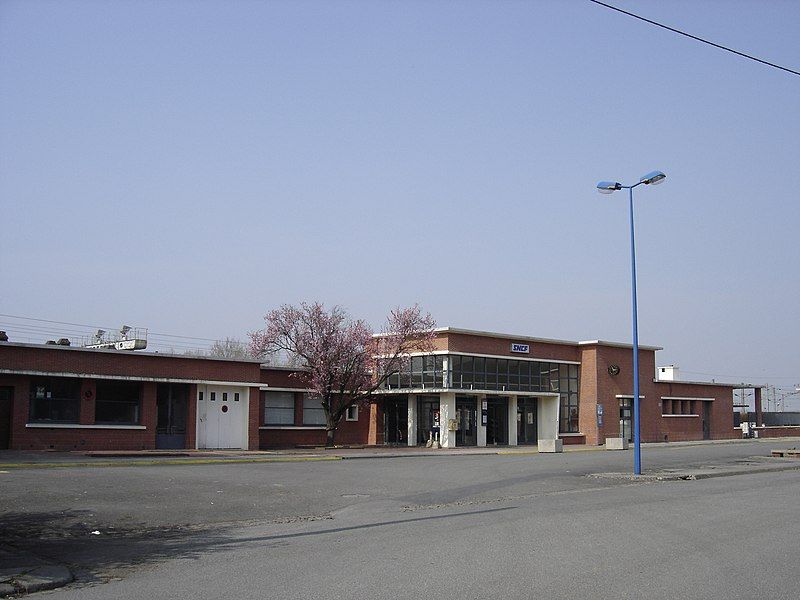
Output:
[{"xmin": 249, "ymin": 302, "xmax": 436, "ymax": 446}]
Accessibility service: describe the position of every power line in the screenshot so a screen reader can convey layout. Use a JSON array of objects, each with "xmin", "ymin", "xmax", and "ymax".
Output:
[
  {"xmin": 588, "ymin": 0, "xmax": 800, "ymax": 77},
  {"xmin": 680, "ymin": 370, "xmax": 798, "ymax": 382},
  {"xmin": 0, "ymin": 313, "xmax": 224, "ymax": 342}
]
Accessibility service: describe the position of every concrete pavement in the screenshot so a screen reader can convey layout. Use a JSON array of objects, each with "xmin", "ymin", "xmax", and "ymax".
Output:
[
  {"xmin": 0, "ymin": 546, "xmax": 72, "ymax": 597},
  {"xmin": 1, "ymin": 437, "xmax": 799, "ymax": 597}
]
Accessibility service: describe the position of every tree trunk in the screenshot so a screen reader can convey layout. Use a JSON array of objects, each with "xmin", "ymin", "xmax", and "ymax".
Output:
[{"xmin": 326, "ymin": 428, "xmax": 336, "ymax": 447}]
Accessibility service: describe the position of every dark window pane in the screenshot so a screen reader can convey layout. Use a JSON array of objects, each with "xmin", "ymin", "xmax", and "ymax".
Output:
[
  {"xmin": 96, "ymin": 381, "xmax": 141, "ymax": 424},
  {"xmin": 485, "ymin": 357, "xmax": 497, "ymax": 375},
  {"xmin": 462, "ymin": 355, "xmax": 474, "ymax": 373},
  {"xmin": 28, "ymin": 378, "xmax": 81, "ymax": 423}
]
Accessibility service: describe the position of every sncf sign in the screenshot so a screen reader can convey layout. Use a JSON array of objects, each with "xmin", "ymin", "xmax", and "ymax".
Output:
[{"xmin": 511, "ymin": 343, "xmax": 530, "ymax": 354}]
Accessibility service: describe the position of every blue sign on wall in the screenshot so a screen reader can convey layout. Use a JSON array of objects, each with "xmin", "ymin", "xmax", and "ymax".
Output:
[{"xmin": 511, "ymin": 343, "xmax": 530, "ymax": 353}]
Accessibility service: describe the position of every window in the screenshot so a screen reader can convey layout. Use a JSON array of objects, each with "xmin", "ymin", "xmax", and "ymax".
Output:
[
  {"xmin": 345, "ymin": 405, "xmax": 358, "ymax": 421},
  {"xmin": 199, "ymin": 391, "xmax": 204, "ymax": 401},
  {"xmin": 95, "ymin": 381, "xmax": 141, "ymax": 424},
  {"xmin": 210, "ymin": 392, "xmax": 216, "ymax": 401},
  {"xmin": 264, "ymin": 392, "xmax": 295, "ymax": 425},
  {"xmin": 29, "ymin": 378, "xmax": 81, "ymax": 423},
  {"xmin": 222, "ymin": 392, "xmax": 228, "ymax": 402},
  {"xmin": 234, "ymin": 393, "xmax": 240, "ymax": 402},
  {"xmin": 303, "ymin": 394, "xmax": 326, "ymax": 425},
  {"xmin": 662, "ymin": 398, "xmax": 699, "ymax": 416},
  {"xmin": 559, "ymin": 393, "xmax": 580, "ymax": 433}
]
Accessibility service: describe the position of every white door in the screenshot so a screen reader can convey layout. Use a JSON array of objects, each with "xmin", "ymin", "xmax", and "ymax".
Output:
[{"xmin": 197, "ymin": 386, "xmax": 247, "ymax": 449}]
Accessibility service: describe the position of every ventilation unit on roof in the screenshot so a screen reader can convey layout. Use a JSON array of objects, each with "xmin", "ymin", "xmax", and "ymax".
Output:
[{"xmin": 83, "ymin": 325, "xmax": 148, "ymax": 351}]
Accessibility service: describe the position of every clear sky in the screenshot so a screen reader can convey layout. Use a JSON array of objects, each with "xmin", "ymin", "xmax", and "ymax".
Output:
[{"xmin": 1, "ymin": 1, "xmax": 798, "ymax": 403}]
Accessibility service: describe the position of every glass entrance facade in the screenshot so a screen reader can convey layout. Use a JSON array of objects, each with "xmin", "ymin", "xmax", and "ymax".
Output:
[{"xmin": 382, "ymin": 354, "xmax": 579, "ymax": 434}]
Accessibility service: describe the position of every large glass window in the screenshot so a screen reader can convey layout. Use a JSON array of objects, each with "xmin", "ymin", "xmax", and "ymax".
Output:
[
  {"xmin": 264, "ymin": 391, "xmax": 295, "ymax": 425},
  {"xmin": 303, "ymin": 394, "xmax": 327, "ymax": 425},
  {"xmin": 383, "ymin": 353, "xmax": 580, "ymax": 430},
  {"xmin": 382, "ymin": 355, "xmax": 444, "ymax": 389},
  {"xmin": 29, "ymin": 378, "xmax": 80, "ymax": 423},
  {"xmin": 95, "ymin": 381, "xmax": 141, "ymax": 424}
]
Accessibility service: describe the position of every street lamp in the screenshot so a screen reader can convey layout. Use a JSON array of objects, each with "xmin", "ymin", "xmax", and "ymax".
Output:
[{"xmin": 596, "ymin": 170, "xmax": 666, "ymax": 475}]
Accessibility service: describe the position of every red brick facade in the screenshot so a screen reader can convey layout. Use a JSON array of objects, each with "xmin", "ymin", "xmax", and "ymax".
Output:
[{"xmin": 0, "ymin": 330, "xmax": 762, "ymax": 451}]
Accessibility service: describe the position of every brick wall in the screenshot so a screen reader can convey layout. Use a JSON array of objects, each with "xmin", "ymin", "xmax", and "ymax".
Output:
[
  {"xmin": 0, "ymin": 343, "xmax": 261, "ymax": 383},
  {"xmin": 445, "ymin": 332, "xmax": 580, "ymax": 363},
  {"xmin": 6, "ymin": 376, "xmax": 158, "ymax": 451}
]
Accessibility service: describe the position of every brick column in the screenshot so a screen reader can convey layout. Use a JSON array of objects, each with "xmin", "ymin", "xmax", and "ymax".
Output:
[
  {"xmin": 368, "ymin": 402, "xmax": 380, "ymax": 445},
  {"xmin": 141, "ymin": 382, "xmax": 158, "ymax": 449},
  {"xmin": 248, "ymin": 386, "xmax": 260, "ymax": 450},
  {"xmin": 185, "ymin": 384, "xmax": 198, "ymax": 450},
  {"xmin": 80, "ymin": 379, "xmax": 96, "ymax": 425}
]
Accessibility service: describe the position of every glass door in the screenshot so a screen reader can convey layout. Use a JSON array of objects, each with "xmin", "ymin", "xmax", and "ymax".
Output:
[
  {"xmin": 486, "ymin": 397, "xmax": 508, "ymax": 445},
  {"xmin": 619, "ymin": 398, "xmax": 632, "ymax": 442},
  {"xmin": 417, "ymin": 397, "xmax": 441, "ymax": 445},
  {"xmin": 383, "ymin": 396, "xmax": 408, "ymax": 445},
  {"xmin": 517, "ymin": 397, "xmax": 537, "ymax": 445},
  {"xmin": 156, "ymin": 384, "xmax": 189, "ymax": 449},
  {"xmin": 456, "ymin": 397, "xmax": 477, "ymax": 446}
]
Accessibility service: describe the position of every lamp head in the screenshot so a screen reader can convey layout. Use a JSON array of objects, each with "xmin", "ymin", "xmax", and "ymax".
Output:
[
  {"xmin": 640, "ymin": 170, "xmax": 666, "ymax": 185},
  {"xmin": 597, "ymin": 181, "xmax": 622, "ymax": 194}
]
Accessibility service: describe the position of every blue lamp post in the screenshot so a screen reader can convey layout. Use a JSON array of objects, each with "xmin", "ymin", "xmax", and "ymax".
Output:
[{"xmin": 596, "ymin": 170, "xmax": 666, "ymax": 475}]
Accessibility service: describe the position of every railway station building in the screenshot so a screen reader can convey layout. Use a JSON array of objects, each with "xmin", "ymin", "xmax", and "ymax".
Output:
[{"xmin": 1, "ymin": 327, "xmax": 793, "ymax": 452}]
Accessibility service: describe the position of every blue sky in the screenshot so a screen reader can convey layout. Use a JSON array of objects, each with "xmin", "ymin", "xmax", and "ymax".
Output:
[{"xmin": 1, "ymin": 1, "xmax": 798, "ymax": 402}]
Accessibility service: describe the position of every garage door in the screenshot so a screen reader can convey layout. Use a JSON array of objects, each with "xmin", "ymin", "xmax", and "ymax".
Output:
[{"xmin": 197, "ymin": 386, "xmax": 247, "ymax": 449}]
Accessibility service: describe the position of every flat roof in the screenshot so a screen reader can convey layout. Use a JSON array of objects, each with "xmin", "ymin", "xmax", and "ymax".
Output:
[
  {"xmin": 654, "ymin": 378, "xmax": 764, "ymax": 389},
  {"xmin": 435, "ymin": 327, "xmax": 662, "ymax": 351},
  {"xmin": 0, "ymin": 340, "xmax": 265, "ymax": 365}
]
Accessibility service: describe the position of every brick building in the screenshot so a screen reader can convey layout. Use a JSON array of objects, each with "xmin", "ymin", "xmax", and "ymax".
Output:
[
  {"xmin": 0, "ymin": 342, "xmax": 367, "ymax": 451},
  {"xmin": 0, "ymin": 327, "xmax": 785, "ymax": 452},
  {"xmin": 369, "ymin": 327, "xmax": 761, "ymax": 448}
]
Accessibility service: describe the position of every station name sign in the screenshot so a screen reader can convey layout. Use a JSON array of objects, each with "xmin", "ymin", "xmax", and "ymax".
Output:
[{"xmin": 511, "ymin": 343, "xmax": 530, "ymax": 354}]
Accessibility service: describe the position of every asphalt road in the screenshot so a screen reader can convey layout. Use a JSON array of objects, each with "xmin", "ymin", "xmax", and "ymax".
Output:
[{"xmin": 2, "ymin": 440, "xmax": 799, "ymax": 599}]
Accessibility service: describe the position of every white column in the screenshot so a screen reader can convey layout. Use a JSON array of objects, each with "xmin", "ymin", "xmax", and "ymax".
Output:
[
  {"xmin": 439, "ymin": 392, "xmax": 456, "ymax": 448},
  {"xmin": 407, "ymin": 394, "xmax": 417, "ymax": 447},
  {"xmin": 508, "ymin": 395, "xmax": 518, "ymax": 446},
  {"xmin": 538, "ymin": 394, "xmax": 560, "ymax": 442},
  {"xmin": 476, "ymin": 394, "xmax": 487, "ymax": 447}
]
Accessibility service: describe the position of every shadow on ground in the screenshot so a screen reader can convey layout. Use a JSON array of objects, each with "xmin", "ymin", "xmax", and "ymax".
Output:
[{"xmin": 0, "ymin": 509, "xmax": 260, "ymax": 584}]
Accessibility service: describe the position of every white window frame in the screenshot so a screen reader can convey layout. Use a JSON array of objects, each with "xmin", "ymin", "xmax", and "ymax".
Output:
[{"xmin": 345, "ymin": 405, "xmax": 359, "ymax": 422}]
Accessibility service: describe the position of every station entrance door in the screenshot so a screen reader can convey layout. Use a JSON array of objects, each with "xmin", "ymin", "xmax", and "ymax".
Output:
[
  {"xmin": 456, "ymin": 397, "xmax": 477, "ymax": 446},
  {"xmin": 486, "ymin": 397, "xmax": 508, "ymax": 445},
  {"xmin": 517, "ymin": 397, "xmax": 537, "ymax": 445}
]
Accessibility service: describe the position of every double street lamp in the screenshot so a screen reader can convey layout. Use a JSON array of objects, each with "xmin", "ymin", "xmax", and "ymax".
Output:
[{"xmin": 596, "ymin": 170, "xmax": 666, "ymax": 475}]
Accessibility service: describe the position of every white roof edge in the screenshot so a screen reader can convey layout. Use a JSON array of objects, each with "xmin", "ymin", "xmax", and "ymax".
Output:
[
  {"xmin": 653, "ymin": 378, "xmax": 764, "ymax": 389},
  {"xmin": 577, "ymin": 340, "xmax": 663, "ymax": 351},
  {"xmin": 433, "ymin": 327, "xmax": 580, "ymax": 346}
]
